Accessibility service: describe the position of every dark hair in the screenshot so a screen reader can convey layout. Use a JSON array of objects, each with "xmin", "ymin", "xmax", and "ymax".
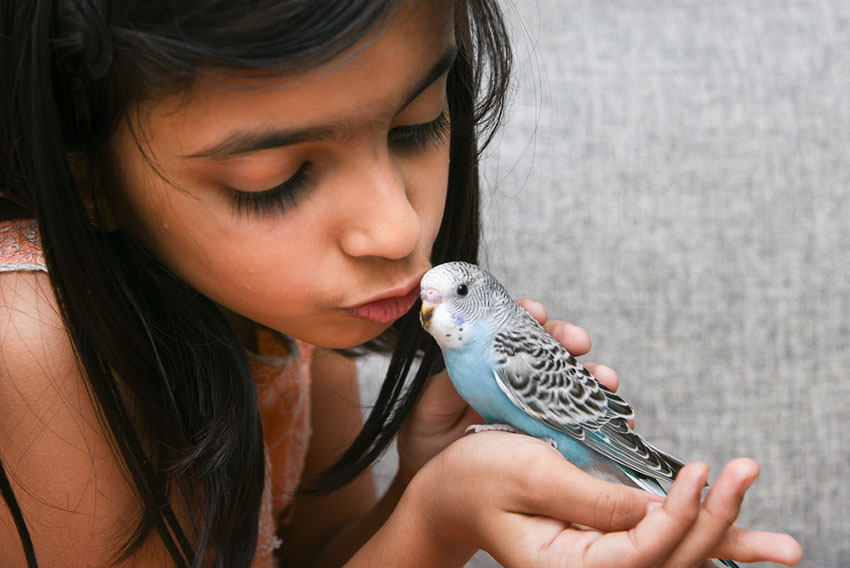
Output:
[{"xmin": 0, "ymin": 0, "xmax": 511, "ymax": 566}]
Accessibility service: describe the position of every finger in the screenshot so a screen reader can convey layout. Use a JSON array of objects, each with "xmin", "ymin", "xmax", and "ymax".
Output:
[
  {"xmin": 406, "ymin": 370, "xmax": 481, "ymax": 437},
  {"xmin": 515, "ymin": 298, "xmax": 593, "ymax": 357},
  {"xmin": 583, "ymin": 364, "xmax": 630, "ymax": 426},
  {"xmin": 517, "ymin": 298, "xmax": 547, "ymax": 324},
  {"xmin": 584, "ymin": 362, "xmax": 619, "ymax": 392},
  {"xmin": 417, "ymin": 371, "xmax": 468, "ymax": 415},
  {"xmin": 663, "ymin": 458, "xmax": 758, "ymax": 566},
  {"xmin": 582, "ymin": 364, "xmax": 629, "ymax": 425},
  {"xmin": 583, "ymin": 462, "xmax": 708, "ymax": 567},
  {"xmin": 546, "ymin": 321, "xmax": 593, "ymax": 356},
  {"xmin": 711, "ymin": 527, "xmax": 803, "ymax": 566}
]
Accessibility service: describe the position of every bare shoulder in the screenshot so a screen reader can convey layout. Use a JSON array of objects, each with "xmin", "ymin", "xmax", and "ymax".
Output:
[
  {"xmin": 0, "ymin": 271, "xmax": 167, "ymax": 566},
  {"xmin": 0, "ymin": 269, "xmax": 72, "ymax": 381}
]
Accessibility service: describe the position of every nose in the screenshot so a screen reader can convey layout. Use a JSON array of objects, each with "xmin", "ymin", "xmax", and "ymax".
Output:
[{"xmin": 338, "ymin": 153, "xmax": 421, "ymax": 260}]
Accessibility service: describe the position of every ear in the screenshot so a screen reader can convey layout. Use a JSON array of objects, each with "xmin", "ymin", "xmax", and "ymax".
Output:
[{"xmin": 68, "ymin": 150, "xmax": 118, "ymax": 232}]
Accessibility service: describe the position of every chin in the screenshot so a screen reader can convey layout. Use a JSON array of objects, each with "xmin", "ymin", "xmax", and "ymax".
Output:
[{"xmin": 290, "ymin": 318, "xmax": 396, "ymax": 350}]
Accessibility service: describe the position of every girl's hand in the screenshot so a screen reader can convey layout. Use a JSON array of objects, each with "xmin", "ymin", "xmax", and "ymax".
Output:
[
  {"xmin": 397, "ymin": 298, "xmax": 614, "ymax": 476},
  {"xmin": 401, "ymin": 431, "xmax": 802, "ymax": 568}
]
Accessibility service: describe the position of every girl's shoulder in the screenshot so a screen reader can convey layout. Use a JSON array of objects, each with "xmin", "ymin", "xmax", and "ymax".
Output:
[
  {"xmin": 0, "ymin": 261, "xmax": 162, "ymax": 564},
  {"xmin": 0, "ymin": 221, "xmax": 80, "ymax": 423},
  {"xmin": 0, "ymin": 269, "xmax": 71, "ymax": 398}
]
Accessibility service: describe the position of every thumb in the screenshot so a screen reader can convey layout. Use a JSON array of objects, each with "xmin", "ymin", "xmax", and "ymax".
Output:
[
  {"xmin": 510, "ymin": 446, "xmax": 661, "ymax": 532},
  {"xmin": 412, "ymin": 370, "xmax": 480, "ymax": 423}
]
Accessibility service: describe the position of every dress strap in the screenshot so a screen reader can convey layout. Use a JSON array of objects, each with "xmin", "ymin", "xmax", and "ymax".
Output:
[{"xmin": 0, "ymin": 219, "xmax": 47, "ymax": 273}]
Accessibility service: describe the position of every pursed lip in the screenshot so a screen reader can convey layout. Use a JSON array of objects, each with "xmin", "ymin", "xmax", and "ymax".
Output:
[{"xmin": 345, "ymin": 273, "xmax": 427, "ymax": 323}]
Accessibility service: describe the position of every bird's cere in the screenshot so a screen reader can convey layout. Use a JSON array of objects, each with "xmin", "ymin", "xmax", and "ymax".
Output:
[
  {"xmin": 419, "ymin": 288, "xmax": 442, "ymax": 329},
  {"xmin": 420, "ymin": 289, "xmax": 442, "ymax": 305}
]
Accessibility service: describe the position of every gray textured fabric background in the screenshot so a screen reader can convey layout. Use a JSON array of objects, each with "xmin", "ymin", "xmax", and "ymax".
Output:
[{"xmin": 360, "ymin": 1, "xmax": 850, "ymax": 566}]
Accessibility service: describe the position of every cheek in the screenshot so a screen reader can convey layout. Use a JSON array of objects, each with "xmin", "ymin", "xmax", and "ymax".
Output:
[
  {"xmin": 116, "ymin": 180, "xmax": 212, "ymax": 266},
  {"xmin": 406, "ymin": 145, "xmax": 450, "ymax": 239},
  {"xmin": 430, "ymin": 304, "xmax": 473, "ymax": 350},
  {"xmin": 106, "ymin": 127, "xmax": 212, "ymax": 250}
]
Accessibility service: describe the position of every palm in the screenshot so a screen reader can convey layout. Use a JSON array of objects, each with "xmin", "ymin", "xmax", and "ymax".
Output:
[{"xmin": 505, "ymin": 517, "xmax": 716, "ymax": 568}]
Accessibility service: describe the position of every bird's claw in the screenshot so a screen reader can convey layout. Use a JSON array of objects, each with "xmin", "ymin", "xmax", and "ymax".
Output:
[{"xmin": 464, "ymin": 423, "xmax": 521, "ymax": 436}]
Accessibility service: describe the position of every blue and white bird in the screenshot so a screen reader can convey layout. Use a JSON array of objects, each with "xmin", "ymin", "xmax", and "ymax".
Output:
[{"xmin": 420, "ymin": 261, "xmax": 738, "ymax": 568}]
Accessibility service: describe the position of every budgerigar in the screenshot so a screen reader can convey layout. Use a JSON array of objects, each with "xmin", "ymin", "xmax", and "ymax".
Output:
[{"xmin": 420, "ymin": 261, "xmax": 738, "ymax": 568}]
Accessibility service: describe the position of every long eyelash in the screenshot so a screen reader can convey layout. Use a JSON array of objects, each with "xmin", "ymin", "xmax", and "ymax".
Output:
[
  {"xmin": 227, "ymin": 108, "xmax": 449, "ymax": 218},
  {"xmin": 389, "ymin": 107, "xmax": 451, "ymax": 152},
  {"xmin": 229, "ymin": 162, "xmax": 314, "ymax": 218}
]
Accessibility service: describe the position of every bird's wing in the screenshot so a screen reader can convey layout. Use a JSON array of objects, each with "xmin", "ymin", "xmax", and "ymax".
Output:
[{"xmin": 491, "ymin": 314, "xmax": 684, "ymax": 483}]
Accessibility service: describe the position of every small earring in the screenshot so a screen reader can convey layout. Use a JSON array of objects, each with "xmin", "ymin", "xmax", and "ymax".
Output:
[{"xmin": 88, "ymin": 212, "xmax": 104, "ymax": 231}]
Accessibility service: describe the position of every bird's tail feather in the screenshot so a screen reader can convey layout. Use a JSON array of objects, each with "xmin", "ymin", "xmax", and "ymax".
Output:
[{"xmin": 624, "ymin": 468, "xmax": 669, "ymax": 497}]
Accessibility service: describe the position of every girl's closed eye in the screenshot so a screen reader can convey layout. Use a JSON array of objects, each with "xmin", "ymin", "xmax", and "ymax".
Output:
[
  {"xmin": 389, "ymin": 105, "xmax": 450, "ymax": 152},
  {"xmin": 227, "ymin": 107, "xmax": 450, "ymax": 219},
  {"xmin": 228, "ymin": 161, "xmax": 316, "ymax": 218}
]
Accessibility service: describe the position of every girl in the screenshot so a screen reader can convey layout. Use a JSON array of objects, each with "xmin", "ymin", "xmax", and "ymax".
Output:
[{"xmin": 0, "ymin": 0, "xmax": 802, "ymax": 566}]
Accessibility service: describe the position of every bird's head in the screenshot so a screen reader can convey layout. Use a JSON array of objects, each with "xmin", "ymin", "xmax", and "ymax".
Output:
[{"xmin": 419, "ymin": 261, "xmax": 512, "ymax": 350}]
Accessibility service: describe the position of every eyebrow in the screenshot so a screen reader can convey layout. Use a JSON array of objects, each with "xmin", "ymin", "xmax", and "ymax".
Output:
[{"xmin": 187, "ymin": 46, "xmax": 458, "ymax": 160}]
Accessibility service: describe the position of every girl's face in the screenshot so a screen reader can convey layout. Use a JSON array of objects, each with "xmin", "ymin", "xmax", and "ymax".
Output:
[{"xmin": 107, "ymin": 1, "xmax": 455, "ymax": 348}]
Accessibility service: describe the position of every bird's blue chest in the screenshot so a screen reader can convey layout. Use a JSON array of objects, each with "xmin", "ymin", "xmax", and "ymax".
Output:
[
  {"xmin": 443, "ymin": 346, "xmax": 509, "ymax": 422},
  {"xmin": 442, "ymin": 337, "xmax": 538, "ymax": 434}
]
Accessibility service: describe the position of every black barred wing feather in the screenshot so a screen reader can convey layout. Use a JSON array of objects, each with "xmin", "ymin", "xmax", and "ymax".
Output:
[{"xmin": 491, "ymin": 314, "xmax": 685, "ymax": 484}]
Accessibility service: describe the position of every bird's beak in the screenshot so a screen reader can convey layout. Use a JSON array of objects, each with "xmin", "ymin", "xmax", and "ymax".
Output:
[
  {"xmin": 419, "ymin": 288, "xmax": 441, "ymax": 329},
  {"xmin": 421, "ymin": 303, "xmax": 434, "ymax": 328}
]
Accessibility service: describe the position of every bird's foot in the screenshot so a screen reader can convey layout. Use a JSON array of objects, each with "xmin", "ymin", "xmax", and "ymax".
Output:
[
  {"xmin": 464, "ymin": 423, "xmax": 520, "ymax": 436},
  {"xmin": 541, "ymin": 437, "xmax": 559, "ymax": 451}
]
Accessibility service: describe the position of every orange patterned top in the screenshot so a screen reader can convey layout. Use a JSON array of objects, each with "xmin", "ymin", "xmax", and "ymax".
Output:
[{"xmin": 0, "ymin": 219, "xmax": 313, "ymax": 566}]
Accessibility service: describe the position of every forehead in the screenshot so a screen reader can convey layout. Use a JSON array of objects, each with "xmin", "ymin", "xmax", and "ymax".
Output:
[
  {"xmin": 424, "ymin": 262, "xmax": 485, "ymax": 288},
  {"xmin": 131, "ymin": 1, "xmax": 455, "ymax": 146}
]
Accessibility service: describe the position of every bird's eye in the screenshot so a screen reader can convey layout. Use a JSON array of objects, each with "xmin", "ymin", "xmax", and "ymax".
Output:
[{"xmin": 456, "ymin": 284, "xmax": 469, "ymax": 297}]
